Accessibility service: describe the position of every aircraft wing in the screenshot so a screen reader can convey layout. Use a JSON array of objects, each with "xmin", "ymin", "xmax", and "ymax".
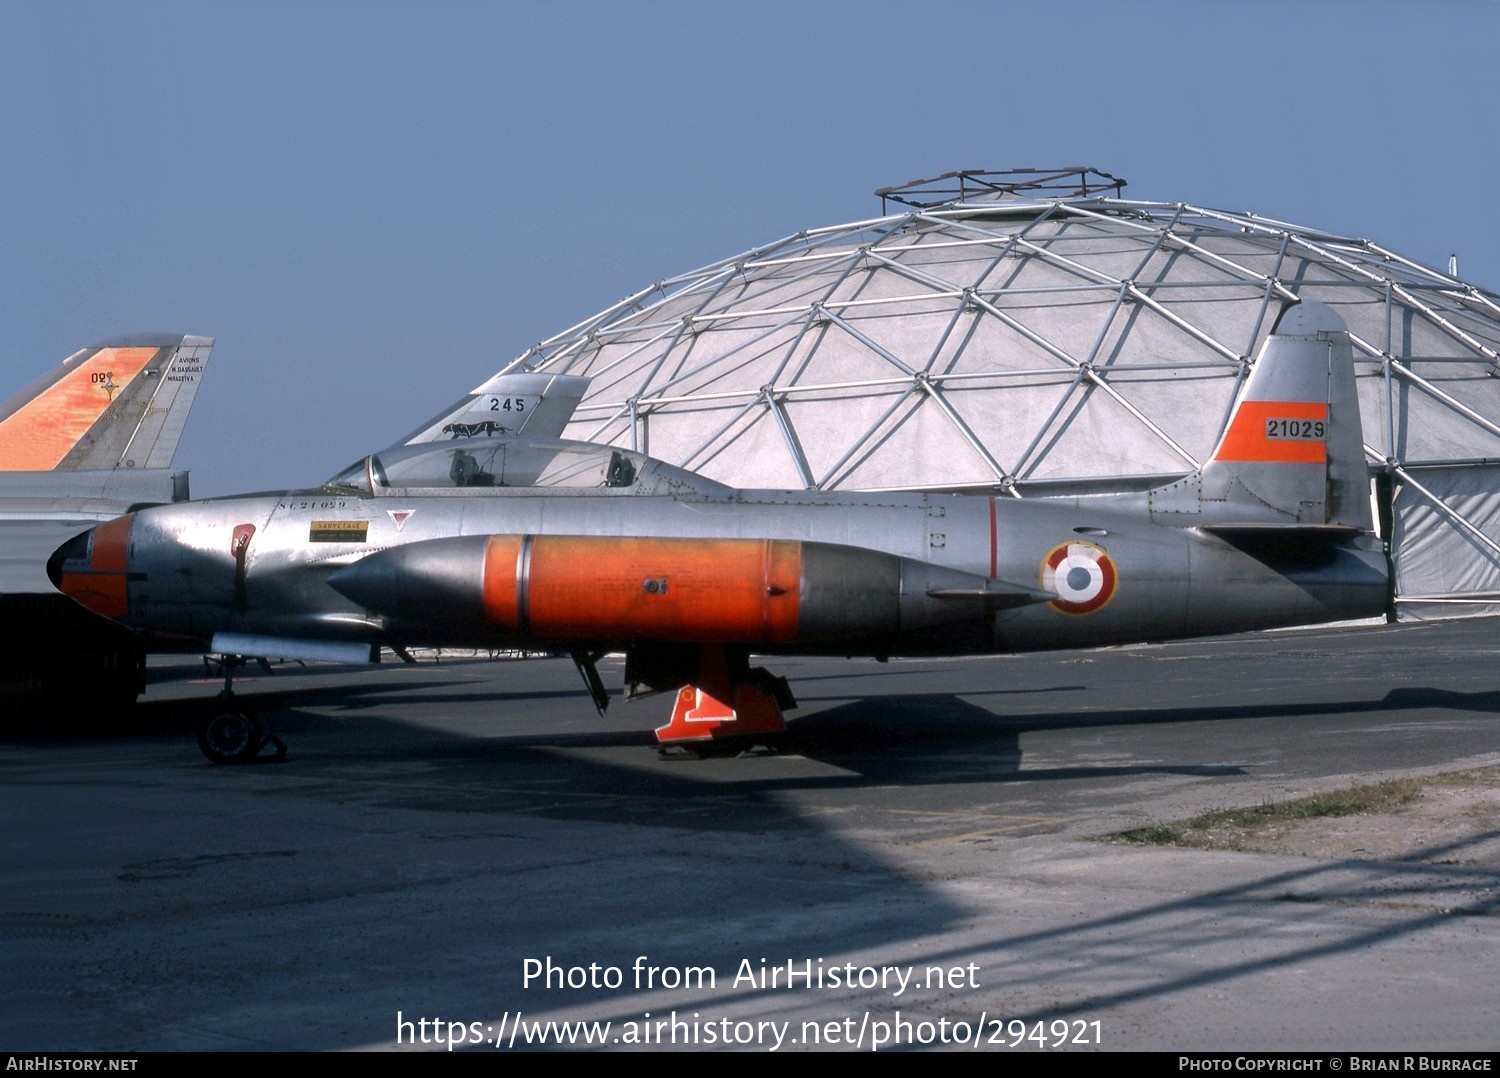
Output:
[
  {"xmin": 0, "ymin": 333, "xmax": 215, "ymax": 471},
  {"xmin": 0, "ymin": 470, "xmax": 186, "ymax": 594}
]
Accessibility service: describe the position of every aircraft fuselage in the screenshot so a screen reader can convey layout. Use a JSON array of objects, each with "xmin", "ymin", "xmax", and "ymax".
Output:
[{"xmin": 70, "ymin": 482, "xmax": 1387, "ymax": 660}]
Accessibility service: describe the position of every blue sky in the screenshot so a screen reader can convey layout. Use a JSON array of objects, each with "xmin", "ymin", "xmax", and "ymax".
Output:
[{"xmin": 3, "ymin": 0, "xmax": 1497, "ymax": 496}]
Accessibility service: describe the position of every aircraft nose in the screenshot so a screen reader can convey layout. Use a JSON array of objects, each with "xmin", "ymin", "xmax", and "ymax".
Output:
[{"xmin": 48, "ymin": 513, "xmax": 135, "ymax": 619}]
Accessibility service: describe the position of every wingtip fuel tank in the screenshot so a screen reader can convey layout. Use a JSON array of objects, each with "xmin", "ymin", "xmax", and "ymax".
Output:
[{"xmin": 326, "ymin": 534, "xmax": 1054, "ymax": 654}]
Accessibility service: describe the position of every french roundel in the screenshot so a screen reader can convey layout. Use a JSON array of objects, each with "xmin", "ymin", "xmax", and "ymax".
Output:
[{"xmin": 1040, "ymin": 541, "xmax": 1118, "ymax": 616}]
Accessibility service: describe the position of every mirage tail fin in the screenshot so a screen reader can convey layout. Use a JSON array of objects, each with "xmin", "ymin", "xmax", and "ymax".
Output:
[
  {"xmin": 393, "ymin": 371, "xmax": 592, "ymax": 448},
  {"xmin": 1149, "ymin": 299, "xmax": 1372, "ymax": 535},
  {"xmin": 0, "ymin": 333, "xmax": 215, "ymax": 472}
]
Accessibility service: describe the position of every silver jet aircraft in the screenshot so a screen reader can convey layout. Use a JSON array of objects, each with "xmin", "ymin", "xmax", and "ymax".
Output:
[{"xmin": 52, "ymin": 302, "xmax": 1387, "ymax": 761}]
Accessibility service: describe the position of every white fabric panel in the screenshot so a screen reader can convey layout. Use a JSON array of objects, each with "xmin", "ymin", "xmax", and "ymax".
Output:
[
  {"xmin": 834, "ymin": 394, "xmax": 997, "ymax": 491},
  {"xmin": 1393, "ymin": 464, "xmax": 1500, "ymax": 615},
  {"xmin": 1389, "ymin": 377, "xmax": 1500, "ymax": 460}
]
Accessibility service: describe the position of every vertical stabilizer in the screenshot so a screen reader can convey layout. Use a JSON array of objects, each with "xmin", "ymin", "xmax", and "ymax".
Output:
[
  {"xmin": 1150, "ymin": 300, "xmax": 1372, "ymax": 532},
  {"xmin": 0, "ymin": 333, "xmax": 215, "ymax": 471},
  {"xmin": 393, "ymin": 371, "xmax": 592, "ymax": 447}
]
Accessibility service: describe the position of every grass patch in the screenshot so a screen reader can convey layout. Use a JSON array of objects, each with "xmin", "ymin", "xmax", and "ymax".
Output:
[
  {"xmin": 1112, "ymin": 777, "xmax": 1426, "ymax": 850},
  {"xmin": 1428, "ymin": 765, "xmax": 1500, "ymax": 789}
]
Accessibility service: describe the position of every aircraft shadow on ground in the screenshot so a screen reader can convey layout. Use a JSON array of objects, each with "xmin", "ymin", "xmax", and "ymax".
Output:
[
  {"xmin": 8, "ymin": 666, "xmax": 1499, "ymax": 1049},
  {"xmin": 10, "ymin": 670, "xmax": 1498, "ymax": 792}
]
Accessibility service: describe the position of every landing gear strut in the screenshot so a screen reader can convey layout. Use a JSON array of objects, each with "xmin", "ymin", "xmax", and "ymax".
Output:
[{"xmin": 195, "ymin": 654, "xmax": 285, "ymax": 765}]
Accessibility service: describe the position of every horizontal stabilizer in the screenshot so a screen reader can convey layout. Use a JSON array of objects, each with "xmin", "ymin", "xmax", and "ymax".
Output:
[{"xmin": 1202, "ymin": 523, "xmax": 1364, "ymax": 542}]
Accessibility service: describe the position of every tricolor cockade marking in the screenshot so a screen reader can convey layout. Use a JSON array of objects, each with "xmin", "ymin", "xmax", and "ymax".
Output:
[{"xmin": 1041, "ymin": 540, "xmax": 1118, "ymax": 616}]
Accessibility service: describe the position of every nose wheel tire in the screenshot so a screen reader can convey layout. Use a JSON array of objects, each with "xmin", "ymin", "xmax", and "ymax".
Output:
[{"xmin": 197, "ymin": 711, "xmax": 284, "ymax": 764}]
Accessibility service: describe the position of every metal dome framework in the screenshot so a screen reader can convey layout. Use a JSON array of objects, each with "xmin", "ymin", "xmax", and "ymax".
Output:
[{"xmin": 502, "ymin": 169, "xmax": 1500, "ymax": 618}]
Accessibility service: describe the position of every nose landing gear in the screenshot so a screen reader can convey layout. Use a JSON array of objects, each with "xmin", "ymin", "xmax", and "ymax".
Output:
[{"xmin": 195, "ymin": 654, "xmax": 286, "ymax": 765}]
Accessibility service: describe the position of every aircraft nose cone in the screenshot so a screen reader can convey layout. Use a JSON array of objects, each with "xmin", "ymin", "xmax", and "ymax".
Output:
[
  {"xmin": 49, "ymin": 514, "xmax": 135, "ymax": 619},
  {"xmin": 46, "ymin": 528, "xmax": 90, "ymax": 591}
]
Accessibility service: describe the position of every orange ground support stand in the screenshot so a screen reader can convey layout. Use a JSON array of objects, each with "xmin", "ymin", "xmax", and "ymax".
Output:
[{"xmin": 653, "ymin": 646, "xmax": 788, "ymax": 745}]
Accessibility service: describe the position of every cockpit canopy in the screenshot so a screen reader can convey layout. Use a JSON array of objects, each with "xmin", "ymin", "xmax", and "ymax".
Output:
[{"xmin": 324, "ymin": 438, "xmax": 728, "ymax": 497}]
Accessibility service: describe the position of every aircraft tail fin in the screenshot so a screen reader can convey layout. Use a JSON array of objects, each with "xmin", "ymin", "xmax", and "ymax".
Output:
[
  {"xmin": 0, "ymin": 333, "xmax": 215, "ymax": 472},
  {"xmin": 393, "ymin": 371, "xmax": 591, "ymax": 448},
  {"xmin": 1149, "ymin": 300, "xmax": 1372, "ymax": 533}
]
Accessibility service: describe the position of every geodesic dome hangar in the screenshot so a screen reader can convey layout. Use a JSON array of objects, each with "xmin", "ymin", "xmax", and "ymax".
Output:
[{"xmin": 500, "ymin": 168, "xmax": 1500, "ymax": 620}]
